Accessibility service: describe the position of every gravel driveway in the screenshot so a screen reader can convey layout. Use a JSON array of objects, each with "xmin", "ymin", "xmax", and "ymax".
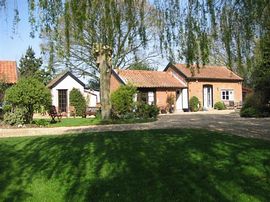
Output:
[{"xmin": 0, "ymin": 111, "xmax": 269, "ymax": 140}]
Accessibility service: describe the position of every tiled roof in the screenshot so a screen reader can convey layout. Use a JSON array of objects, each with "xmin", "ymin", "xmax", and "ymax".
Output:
[
  {"xmin": 115, "ymin": 69, "xmax": 186, "ymax": 88},
  {"xmin": 173, "ymin": 64, "xmax": 243, "ymax": 81},
  {"xmin": 46, "ymin": 71, "xmax": 68, "ymax": 88},
  {"xmin": 0, "ymin": 61, "xmax": 18, "ymax": 84},
  {"xmin": 47, "ymin": 71, "xmax": 85, "ymax": 89}
]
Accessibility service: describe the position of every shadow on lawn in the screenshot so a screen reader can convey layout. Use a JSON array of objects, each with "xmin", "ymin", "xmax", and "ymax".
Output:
[{"xmin": 0, "ymin": 129, "xmax": 270, "ymax": 201}]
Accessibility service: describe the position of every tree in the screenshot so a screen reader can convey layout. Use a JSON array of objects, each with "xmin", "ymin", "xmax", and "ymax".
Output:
[
  {"xmin": 111, "ymin": 84, "xmax": 137, "ymax": 118},
  {"xmin": 128, "ymin": 61, "xmax": 156, "ymax": 71},
  {"xmin": 252, "ymin": 33, "xmax": 270, "ymax": 105},
  {"xmin": 1, "ymin": 0, "xmax": 269, "ymax": 119},
  {"xmin": 19, "ymin": 47, "xmax": 52, "ymax": 84},
  {"xmin": 4, "ymin": 78, "xmax": 52, "ymax": 123},
  {"xmin": 69, "ymin": 88, "xmax": 87, "ymax": 117}
]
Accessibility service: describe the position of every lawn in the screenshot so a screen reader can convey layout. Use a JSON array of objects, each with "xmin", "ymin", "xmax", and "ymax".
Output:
[
  {"xmin": 34, "ymin": 117, "xmax": 155, "ymax": 127},
  {"xmin": 0, "ymin": 129, "xmax": 269, "ymax": 202}
]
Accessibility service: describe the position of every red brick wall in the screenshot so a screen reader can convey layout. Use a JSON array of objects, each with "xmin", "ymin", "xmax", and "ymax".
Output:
[
  {"xmin": 165, "ymin": 66, "xmax": 187, "ymax": 85},
  {"xmin": 110, "ymin": 73, "xmax": 122, "ymax": 93},
  {"xmin": 188, "ymin": 80, "xmax": 243, "ymax": 105},
  {"xmin": 156, "ymin": 88, "xmax": 176, "ymax": 108}
]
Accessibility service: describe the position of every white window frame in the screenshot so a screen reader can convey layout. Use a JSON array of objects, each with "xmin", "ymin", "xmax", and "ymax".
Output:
[
  {"xmin": 221, "ymin": 89, "xmax": 234, "ymax": 101},
  {"xmin": 148, "ymin": 92, "xmax": 154, "ymax": 105}
]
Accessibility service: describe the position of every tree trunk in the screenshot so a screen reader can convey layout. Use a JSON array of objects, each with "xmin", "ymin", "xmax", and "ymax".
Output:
[{"xmin": 95, "ymin": 45, "xmax": 112, "ymax": 120}]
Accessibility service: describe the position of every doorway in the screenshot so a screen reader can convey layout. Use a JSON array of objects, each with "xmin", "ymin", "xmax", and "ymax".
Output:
[
  {"xmin": 58, "ymin": 89, "xmax": 67, "ymax": 113},
  {"xmin": 203, "ymin": 85, "xmax": 213, "ymax": 108}
]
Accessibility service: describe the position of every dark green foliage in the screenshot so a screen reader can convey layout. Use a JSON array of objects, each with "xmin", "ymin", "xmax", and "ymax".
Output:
[
  {"xmin": 2, "ymin": 104, "xmax": 12, "ymax": 112},
  {"xmin": 128, "ymin": 62, "xmax": 156, "ymax": 71},
  {"xmin": 4, "ymin": 78, "xmax": 52, "ymax": 124},
  {"xmin": 252, "ymin": 33, "xmax": 270, "ymax": 106},
  {"xmin": 111, "ymin": 85, "xmax": 137, "ymax": 118},
  {"xmin": 19, "ymin": 47, "xmax": 52, "ymax": 84},
  {"xmin": 136, "ymin": 102, "xmax": 159, "ymax": 119},
  {"xmin": 240, "ymin": 93, "xmax": 270, "ymax": 117},
  {"xmin": 69, "ymin": 88, "xmax": 87, "ymax": 117},
  {"xmin": 0, "ymin": 129, "xmax": 269, "ymax": 201},
  {"xmin": 33, "ymin": 119, "xmax": 50, "ymax": 127},
  {"xmin": 189, "ymin": 96, "xmax": 201, "ymax": 112},
  {"xmin": 214, "ymin": 101, "xmax": 226, "ymax": 110},
  {"xmin": 240, "ymin": 107, "xmax": 261, "ymax": 118},
  {"xmin": 3, "ymin": 107, "xmax": 27, "ymax": 126}
]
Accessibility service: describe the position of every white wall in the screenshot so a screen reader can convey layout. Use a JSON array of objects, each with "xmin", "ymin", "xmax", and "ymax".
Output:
[
  {"xmin": 84, "ymin": 90, "xmax": 100, "ymax": 107},
  {"xmin": 51, "ymin": 75, "xmax": 85, "ymax": 113}
]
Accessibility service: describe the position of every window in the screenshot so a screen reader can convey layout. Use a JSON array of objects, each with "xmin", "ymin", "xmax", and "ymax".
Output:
[
  {"xmin": 58, "ymin": 89, "xmax": 67, "ymax": 112},
  {"xmin": 221, "ymin": 90, "xmax": 234, "ymax": 101},
  {"xmin": 148, "ymin": 92, "xmax": 154, "ymax": 105},
  {"xmin": 137, "ymin": 91, "xmax": 155, "ymax": 105}
]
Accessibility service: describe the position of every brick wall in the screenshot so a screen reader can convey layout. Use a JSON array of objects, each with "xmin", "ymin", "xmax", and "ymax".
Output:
[
  {"xmin": 188, "ymin": 80, "xmax": 243, "ymax": 105},
  {"xmin": 110, "ymin": 73, "xmax": 122, "ymax": 93},
  {"xmin": 156, "ymin": 88, "xmax": 176, "ymax": 108}
]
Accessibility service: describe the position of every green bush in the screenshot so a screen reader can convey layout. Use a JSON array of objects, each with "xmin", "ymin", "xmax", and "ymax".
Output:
[
  {"xmin": 136, "ymin": 102, "xmax": 159, "ymax": 119},
  {"xmin": 4, "ymin": 107, "xmax": 27, "ymax": 126},
  {"xmin": 189, "ymin": 96, "xmax": 201, "ymax": 112},
  {"xmin": 3, "ymin": 104, "xmax": 12, "ymax": 112},
  {"xmin": 33, "ymin": 119, "xmax": 50, "ymax": 126},
  {"xmin": 240, "ymin": 93, "xmax": 270, "ymax": 117},
  {"xmin": 4, "ymin": 77, "xmax": 51, "ymax": 123},
  {"xmin": 111, "ymin": 84, "xmax": 137, "ymax": 118},
  {"xmin": 214, "ymin": 101, "xmax": 226, "ymax": 110},
  {"xmin": 240, "ymin": 107, "xmax": 260, "ymax": 117},
  {"xmin": 69, "ymin": 88, "xmax": 87, "ymax": 117}
]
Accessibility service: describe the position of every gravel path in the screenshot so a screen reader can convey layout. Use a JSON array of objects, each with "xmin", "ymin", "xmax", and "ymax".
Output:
[{"xmin": 0, "ymin": 111, "xmax": 269, "ymax": 140}]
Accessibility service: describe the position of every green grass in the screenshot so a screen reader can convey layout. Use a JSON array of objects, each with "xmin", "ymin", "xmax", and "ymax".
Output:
[
  {"xmin": 34, "ymin": 117, "xmax": 155, "ymax": 127},
  {"xmin": 0, "ymin": 129, "xmax": 269, "ymax": 201}
]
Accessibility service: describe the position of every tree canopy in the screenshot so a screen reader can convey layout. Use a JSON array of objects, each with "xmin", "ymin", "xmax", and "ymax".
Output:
[{"xmin": 1, "ymin": 0, "xmax": 269, "ymax": 119}]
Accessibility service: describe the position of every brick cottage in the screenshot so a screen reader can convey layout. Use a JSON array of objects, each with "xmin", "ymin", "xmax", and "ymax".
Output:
[{"xmin": 110, "ymin": 63, "xmax": 243, "ymax": 111}]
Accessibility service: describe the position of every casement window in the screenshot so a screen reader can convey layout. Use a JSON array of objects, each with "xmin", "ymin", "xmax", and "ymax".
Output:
[
  {"xmin": 148, "ymin": 92, "xmax": 154, "ymax": 105},
  {"xmin": 221, "ymin": 89, "xmax": 234, "ymax": 101},
  {"xmin": 137, "ymin": 91, "xmax": 155, "ymax": 105}
]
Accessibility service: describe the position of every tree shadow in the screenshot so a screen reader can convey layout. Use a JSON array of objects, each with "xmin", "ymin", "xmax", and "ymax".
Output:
[{"xmin": 0, "ymin": 129, "xmax": 269, "ymax": 201}]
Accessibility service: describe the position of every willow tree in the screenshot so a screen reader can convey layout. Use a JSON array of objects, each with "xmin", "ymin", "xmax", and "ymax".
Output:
[{"xmin": 1, "ymin": 0, "xmax": 269, "ymax": 119}]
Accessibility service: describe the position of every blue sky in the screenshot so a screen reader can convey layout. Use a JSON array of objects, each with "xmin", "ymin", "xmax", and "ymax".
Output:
[{"xmin": 0, "ymin": 1, "xmax": 42, "ymax": 63}]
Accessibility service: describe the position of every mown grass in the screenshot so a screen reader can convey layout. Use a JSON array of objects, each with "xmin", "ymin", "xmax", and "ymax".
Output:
[
  {"xmin": 0, "ymin": 129, "xmax": 269, "ymax": 201},
  {"xmin": 34, "ymin": 117, "xmax": 155, "ymax": 127}
]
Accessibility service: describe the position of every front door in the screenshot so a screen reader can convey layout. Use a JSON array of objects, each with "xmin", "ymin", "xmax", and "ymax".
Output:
[
  {"xmin": 203, "ymin": 85, "xmax": 213, "ymax": 108},
  {"xmin": 58, "ymin": 89, "xmax": 67, "ymax": 113}
]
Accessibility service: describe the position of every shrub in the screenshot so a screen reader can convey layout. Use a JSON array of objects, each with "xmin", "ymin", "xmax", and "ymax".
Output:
[
  {"xmin": 240, "ymin": 107, "xmax": 260, "ymax": 117},
  {"xmin": 34, "ymin": 119, "xmax": 50, "ymax": 126},
  {"xmin": 214, "ymin": 101, "xmax": 226, "ymax": 110},
  {"xmin": 4, "ymin": 107, "xmax": 27, "ymax": 126},
  {"xmin": 3, "ymin": 104, "xmax": 12, "ymax": 112},
  {"xmin": 136, "ymin": 102, "xmax": 159, "ymax": 119},
  {"xmin": 69, "ymin": 88, "xmax": 87, "ymax": 117},
  {"xmin": 111, "ymin": 84, "xmax": 137, "ymax": 118},
  {"xmin": 240, "ymin": 93, "xmax": 270, "ymax": 117},
  {"xmin": 189, "ymin": 96, "xmax": 201, "ymax": 112},
  {"xmin": 4, "ymin": 77, "xmax": 51, "ymax": 123}
]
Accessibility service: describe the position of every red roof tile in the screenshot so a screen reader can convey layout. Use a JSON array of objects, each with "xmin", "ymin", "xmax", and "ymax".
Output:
[
  {"xmin": 173, "ymin": 64, "xmax": 243, "ymax": 81},
  {"xmin": 115, "ymin": 69, "xmax": 186, "ymax": 88},
  {"xmin": 0, "ymin": 61, "xmax": 18, "ymax": 84}
]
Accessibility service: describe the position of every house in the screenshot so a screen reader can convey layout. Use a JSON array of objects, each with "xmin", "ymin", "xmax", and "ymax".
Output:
[
  {"xmin": 0, "ymin": 61, "xmax": 18, "ymax": 103},
  {"xmin": 111, "ymin": 63, "xmax": 243, "ymax": 111},
  {"xmin": 47, "ymin": 71, "xmax": 99, "ymax": 116},
  {"xmin": 111, "ymin": 68, "xmax": 188, "ymax": 110}
]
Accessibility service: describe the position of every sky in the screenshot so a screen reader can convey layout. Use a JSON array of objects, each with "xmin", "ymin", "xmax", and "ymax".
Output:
[
  {"xmin": 0, "ymin": 1, "xmax": 169, "ymax": 70},
  {"xmin": 0, "ymin": 1, "xmax": 43, "ymax": 64}
]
